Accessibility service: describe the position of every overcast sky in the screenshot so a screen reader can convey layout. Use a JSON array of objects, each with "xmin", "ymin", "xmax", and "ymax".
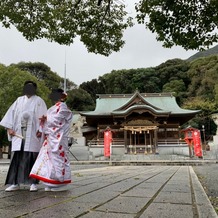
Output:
[{"xmin": 0, "ymin": 2, "xmax": 198, "ymax": 86}]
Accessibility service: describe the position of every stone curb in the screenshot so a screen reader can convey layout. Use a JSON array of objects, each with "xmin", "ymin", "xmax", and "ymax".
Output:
[
  {"xmin": 1, "ymin": 159, "xmax": 218, "ymax": 166},
  {"xmin": 190, "ymin": 167, "xmax": 218, "ymax": 218},
  {"xmin": 69, "ymin": 160, "xmax": 218, "ymax": 166}
]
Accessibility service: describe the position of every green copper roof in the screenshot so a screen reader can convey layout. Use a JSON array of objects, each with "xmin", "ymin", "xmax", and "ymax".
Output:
[{"xmin": 82, "ymin": 92, "xmax": 200, "ymax": 116}]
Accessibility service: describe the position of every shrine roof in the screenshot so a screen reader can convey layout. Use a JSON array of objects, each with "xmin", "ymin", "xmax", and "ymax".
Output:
[{"xmin": 81, "ymin": 92, "xmax": 200, "ymax": 116}]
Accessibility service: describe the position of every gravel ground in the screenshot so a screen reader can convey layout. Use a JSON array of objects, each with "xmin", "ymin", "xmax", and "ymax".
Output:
[{"xmin": 193, "ymin": 164, "xmax": 218, "ymax": 215}]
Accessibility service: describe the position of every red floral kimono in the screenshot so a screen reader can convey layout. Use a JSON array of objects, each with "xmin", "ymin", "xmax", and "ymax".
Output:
[{"xmin": 30, "ymin": 102, "xmax": 73, "ymax": 187}]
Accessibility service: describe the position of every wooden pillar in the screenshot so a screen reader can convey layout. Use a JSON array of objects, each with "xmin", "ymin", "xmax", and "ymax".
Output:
[
  {"xmin": 130, "ymin": 131, "xmax": 132, "ymax": 154},
  {"xmin": 144, "ymin": 131, "xmax": 147, "ymax": 154},
  {"xmin": 124, "ymin": 130, "xmax": 127, "ymax": 154},
  {"xmin": 154, "ymin": 128, "xmax": 158, "ymax": 154},
  {"xmin": 97, "ymin": 126, "xmax": 100, "ymax": 145},
  {"xmin": 149, "ymin": 131, "xmax": 152, "ymax": 153},
  {"xmin": 164, "ymin": 122, "xmax": 167, "ymax": 139},
  {"xmin": 134, "ymin": 131, "xmax": 137, "ymax": 154}
]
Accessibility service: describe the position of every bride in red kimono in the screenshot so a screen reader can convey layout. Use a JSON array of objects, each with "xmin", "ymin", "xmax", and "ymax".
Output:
[{"xmin": 30, "ymin": 88, "xmax": 73, "ymax": 191}]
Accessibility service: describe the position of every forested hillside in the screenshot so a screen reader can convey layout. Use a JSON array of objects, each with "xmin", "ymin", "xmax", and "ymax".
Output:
[
  {"xmin": 80, "ymin": 56, "xmax": 218, "ymax": 107},
  {"xmin": 187, "ymin": 44, "xmax": 218, "ymax": 61},
  {"xmin": 80, "ymin": 55, "xmax": 218, "ymax": 137}
]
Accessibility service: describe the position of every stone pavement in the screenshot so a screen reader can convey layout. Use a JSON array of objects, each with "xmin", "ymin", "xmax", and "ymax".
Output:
[{"xmin": 0, "ymin": 160, "xmax": 217, "ymax": 218}]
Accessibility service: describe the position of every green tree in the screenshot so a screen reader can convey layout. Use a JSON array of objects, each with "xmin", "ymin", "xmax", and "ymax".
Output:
[
  {"xmin": 155, "ymin": 59, "xmax": 191, "ymax": 90},
  {"xmin": 0, "ymin": 1, "xmax": 217, "ymax": 53},
  {"xmin": 136, "ymin": 0, "xmax": 218, "ymax": 50},
  {"xmin": 129, "ymin": 68, "xmax": 161, "ymax": 93},
  {"xmin": 182, "ymin": 97, "xmax": 217, "ymax": 137},
  {"xmin": 214, "ymin": 84, "xmax": 218, "ymax": 105},
  {"xmin": 163, "ymin": 79, "xmax": 186, "ymax": 105},
  {"xmin": 187, "ymin": 55, "xmax": 218, "ymax": 101},
  {"xmin": 0, "ymin": 64, "xmax": 51, "ymax": 118},
  {"xmin": 98, "ymin": 69, "xmax": 132, "ymax": 94},
  {"xmin": 97, "ymin": 68, "xmax": 160, "ymax": 94},
  {"xmin": 11, "ymin": 62, "xmax": 77, "ymax": 90},
  {"xmin": 0, "ymin": 1, "xmax": 133, "ymax": 56},
  {"xmin": 80, "ymin": 79, "xmax": 105, "ymax": 102},
  {"xmin": 67, "ymin": 88, "xmax": 95, "ymax": 111}
]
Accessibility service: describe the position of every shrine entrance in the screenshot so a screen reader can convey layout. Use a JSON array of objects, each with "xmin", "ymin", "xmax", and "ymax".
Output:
[{"xmin": 123, "ymin": 126, "xmax": 158, "ymax": 154}]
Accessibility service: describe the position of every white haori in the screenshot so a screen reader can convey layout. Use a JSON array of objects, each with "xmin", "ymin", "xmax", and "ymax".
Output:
[{"xmin": 0, "ymin": 95, "xmax": 47, "ymax": 152}]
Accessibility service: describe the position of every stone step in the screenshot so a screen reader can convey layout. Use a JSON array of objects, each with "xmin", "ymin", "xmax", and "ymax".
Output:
[{"xmin": 93, "ymin": 154, "xmax": 192, "ymax": 161}]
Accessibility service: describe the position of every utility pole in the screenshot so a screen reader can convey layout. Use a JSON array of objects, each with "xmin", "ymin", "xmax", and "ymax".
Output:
[{"xmin": 64, "ymin": 47, "xmax": 67, "ymax": 92}]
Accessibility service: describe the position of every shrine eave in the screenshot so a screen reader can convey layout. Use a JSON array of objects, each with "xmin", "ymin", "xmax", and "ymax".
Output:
[{"xmin": 112, "ymin": 105, "xmax": 170, "ymax": 116}]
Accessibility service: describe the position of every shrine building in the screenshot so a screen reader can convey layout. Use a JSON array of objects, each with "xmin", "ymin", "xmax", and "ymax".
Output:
[{"xmin": 80, "ymin": 91, "xmax": 200, "ymax": 155}]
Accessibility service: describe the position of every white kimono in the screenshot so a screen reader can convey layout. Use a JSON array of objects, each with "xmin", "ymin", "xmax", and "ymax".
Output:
[
  {"xmin": 0, "ymin": 95, "xmax": 47, "ymax": 152},
  {"xmin": 30, "ymin": 102, "xmax": 73, "ymax": 185}
]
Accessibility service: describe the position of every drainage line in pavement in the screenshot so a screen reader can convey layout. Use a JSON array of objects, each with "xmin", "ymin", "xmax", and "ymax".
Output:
[
  {"xmin": 189, "ymin": 166, "xmax": 199, "ymax": 218},
  {"xmin": 133, "ymin": 166, "xmax": 181, "ymax": 218}
]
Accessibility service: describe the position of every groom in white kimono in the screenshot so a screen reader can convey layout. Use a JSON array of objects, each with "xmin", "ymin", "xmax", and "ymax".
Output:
[{"xmin": 0, "ymin": 81, "xmax": 47, "ymax": 192}]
